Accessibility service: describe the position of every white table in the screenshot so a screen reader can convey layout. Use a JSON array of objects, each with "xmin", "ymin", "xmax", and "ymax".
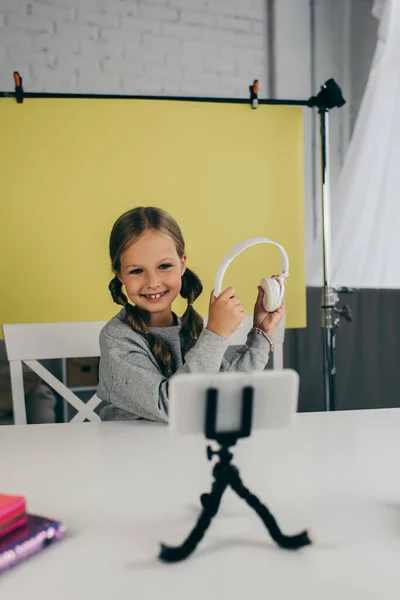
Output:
[{"xmin": 1, "ymin": 409, "xmax": 400, "ymax": 599}]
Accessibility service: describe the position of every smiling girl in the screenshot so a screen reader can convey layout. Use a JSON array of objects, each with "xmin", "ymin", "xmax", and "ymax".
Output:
[{"xmin": 97, "ymin": 207, "xmax": 285, "ymax": 422}]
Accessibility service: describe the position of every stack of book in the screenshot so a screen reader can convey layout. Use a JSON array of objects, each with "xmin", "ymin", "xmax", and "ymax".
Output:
[
  {"xmin": 0, "ymin": 494, "xmax": 27, "ymax": 539},
  {"xmin": 0, "ymin": 494, "xmax": 67, "ymax": 574}
]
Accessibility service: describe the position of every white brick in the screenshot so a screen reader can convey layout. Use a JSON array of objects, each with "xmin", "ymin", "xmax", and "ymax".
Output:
[
  {"xmin": 125, "ymin": 44, "xmax": 164, "ymax": 65},
  {"xmin": 180, "ymin": 10, "xmax": 218, "ymax": 27},
  {"xmin": 162, "ymin": 81, "xmax": 181, "ymax": 95},
  {"xmin": 49, "ymin": 77, "xmax": 78, "ymax": 93},
  {"xmin": 172, "ymin": 50, "xmax": 202, "ymax": 68},
  {"xmin": 26, "ymin": 62, "xmax": 54, "ymax": 76},
  {"xmin": 169, "ymin": 0, "xmax": 207, "ymax": 8},
  {"xmin": 46, "ymin": 0, "xmax": 95, "ymax": 8},
  {"xmin": 121, "ymin": 40, "xmax": 143, "ymax": 56},
  {"xmin": 32, "ymin": 34, "xmax": 80, "ymax": 55},
  {"xmin": 0, "ymin": 29, "xmax": 32, "ymax": 49},
  {"xmin": 28, "ymin": 67, "xmax": 77, "ymax": 91},
  {"xmin": 118, "ymin": 75, "xmax": 136, "ymax": 93},
  {"xmin": 122, "ymin": 76, "xmax": 163, "ymax": 94},
  {"xmin": 77, "ymin": 40, "xmax": 124, "ymax": 61},
  {"xmin": 172, "ymin": 86, "xmax": 192, "ymax": 97},
  {"xmin": 162, "ymin": 22, "xmax": 201, "ymax": 40},
  {"xmin": 76, "ymin": 9, "xmax": 119, "ymax": 28},
  {"xmin": 235, "ymin": 5, "xmax": 265, "ymax": 21},
  {"xmin": 0, "ymin": 46, "xmax": 6, "ymax": 72},
  {"xmin": 235, "ymin": 32, "xmax": 265, "ymax": 49},
  {"xmin": 148, "ymin": 66, "xmax": 183, "ymax": 83},
  {"xmin": 208, "ymin": 2, "xmax": 237, "ymax": 16},
  {"xmin": 0, "ymin": 74, "xmax": 10, "ymax": 89},
  {"xmin": 163, "ymin": 50, "xmax": 180, "ymax": 68},
  {"xmin": 56, "ymin": 21, "xmax": 99, "ymax": 41},
  {"xmin": 199, "ymin": 27, "xmax": 236, "ymax": 45},
  {"xmin": 100, "ymin": 56, "xmax": 143, "ymax": 76},
  {"xmin": 252, "ymin": 21, "xmax": 264, "ymax": 35},
  {"xmin": 142, "ymin": 33, "xmax": 181, "ymax": 53},
  {"xmin": 56, "ymin": 53, "xmax": 99, "ymax": 72},
  {"xmin": 182, "ymin": 39, "xmax": 219, "ymax": 57},
  {"xmin": 235, "ymin": 57, "xmax": 265, "ymax": 74},
  {"xmin": 220, "ymin": 73, "xmax": 249, "ymax": 90},
  {"xmin": 31, "ymin": 3, "xmax": 75, "ymax": 22},
  {"xmin": 138, "ymin": 5, "xmax": 179, "ymax": 22},
  {"xmin": 216, "ymin": 16, "xmax": 252, "ymax": 33},
  {"xmin": 221, "ymin": 45, "xmax": 258, "ymax": 62},
  {"xmin": 76, "ymin": 69, "xmax": 120, "ymax": 92},
  {"xmin": 100, "ymin": 27, "xmax": 142, "ymax": 44},
  {"xmin": 183, "ymin": 68, "xmax": 219, "ymax": 85},
  {"xmin": 6, "ymin": 13, "xmax": 53, "ymax": 34},
  {"xmin": 145, "ymin": 0, "xmax": 175, "ymax": 5},
  {"xmin": 179, "ymin": 82, "xmax": 218, "ymax": 96},
  {"xmin": 218, "ymin": 87, "xmax": 241, "ymax": 98},
  {"xmin": 94, "ymin": 0, "xmax": 138, "ymax": 16},
  {"xmin": 120, "ymin": 16, "xmax": 161, "ymax": 34},
  {"xmin": 237, "ymin": 52, "xmax": 265, "ymax": 68},
  {"xmin": 203, "ymin": 54, "xmax": 235, "ymax": 73},
  {"xmin": 8, "ymin": 46, "xmax": 56, "ymax": 69},
  {"xmin": 0, "ymin": 0, "xmax": 29, "ymax": 14}
]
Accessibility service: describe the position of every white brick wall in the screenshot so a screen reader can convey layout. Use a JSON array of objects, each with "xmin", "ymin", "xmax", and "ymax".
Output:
[{"xmin": 0, "ymin": 0, "xmax": 267, "ymax": 97}]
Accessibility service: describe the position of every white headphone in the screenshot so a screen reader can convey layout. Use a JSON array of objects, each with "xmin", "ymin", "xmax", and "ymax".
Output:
[{"xmin": 213, "ymin": 237, "xmax": 289, "ymax": 313}]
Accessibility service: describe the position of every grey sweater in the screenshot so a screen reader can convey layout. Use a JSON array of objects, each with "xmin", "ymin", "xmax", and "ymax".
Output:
[{"xmin": 97, "ymin": 308, "xmax": 271, "ymax": 422}]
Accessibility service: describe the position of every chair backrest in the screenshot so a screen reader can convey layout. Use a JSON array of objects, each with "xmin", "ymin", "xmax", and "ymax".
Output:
[
  {"xmin": 2, "ymin": 321, "xmax": 107, "ymax": 425},
  {"xmin": 2, "ymin": 316, "xmax": 285, "ymax": 425},
  {"xmin": 3, "ymin": 321, "xmax": 106, "ymax": 361}
]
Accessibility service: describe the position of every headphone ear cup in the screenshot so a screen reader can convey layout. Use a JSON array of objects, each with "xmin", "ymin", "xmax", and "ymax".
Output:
[{"xmin": 260, "ymin": 278, "xmax": 281, "ymax": 312}]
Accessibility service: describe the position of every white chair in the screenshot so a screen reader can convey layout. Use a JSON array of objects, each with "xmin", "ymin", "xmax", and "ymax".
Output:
[
  {"xmin": 2, "ymin": 321, "xmax": 105, "ymax": 425},
  {"xmin": 2, "ymin": 316, "xmax": 285, "ymax": 425}
]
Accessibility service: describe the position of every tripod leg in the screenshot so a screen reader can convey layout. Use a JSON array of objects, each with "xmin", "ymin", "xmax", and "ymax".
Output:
[
  {"xmin": 200, "ymin": 489, "xmax": 224, "ymax": 508},
  {"xmin": 200, "ymin": 493, "xmax": 209, "ymax": 507},
  {"xmin": 159, "ymin": 475, "xmax": 229, "ymax": 563},
  {"xmin": 229, "ymin": 468, "xmax": 311, "ymax": 550}
]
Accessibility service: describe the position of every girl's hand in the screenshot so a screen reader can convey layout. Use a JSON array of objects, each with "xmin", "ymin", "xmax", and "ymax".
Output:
[
  {"xmin": 253, "ymin": 276, "xmax": 285, "ymax": 336},
  {"xmin": 206, "ymin": 287, "xmax": 246, "ymax": 339}
]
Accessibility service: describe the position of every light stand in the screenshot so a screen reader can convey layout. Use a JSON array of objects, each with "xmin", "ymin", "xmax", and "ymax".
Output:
[
  {"xmin": 159, "ymin": 386, "xmax": 311, "ymax": 563},
  {"xmin": 307, "ymin": 79, "xmax": 353, "ymax": 411}
]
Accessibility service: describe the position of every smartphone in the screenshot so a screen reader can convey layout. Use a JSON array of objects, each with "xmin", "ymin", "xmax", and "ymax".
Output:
[{"xmin": 169, "ymin": 369, "xmax": 299, "ymax": 437}]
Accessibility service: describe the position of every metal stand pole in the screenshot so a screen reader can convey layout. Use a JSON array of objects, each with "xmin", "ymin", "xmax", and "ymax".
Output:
[
  {"xmin": 308, "ymin": 79, "xmax": 352, "ymax": 412},
  {"xmin": 319, "ymin": 109, "xmax": 339, "ymax": 411}
]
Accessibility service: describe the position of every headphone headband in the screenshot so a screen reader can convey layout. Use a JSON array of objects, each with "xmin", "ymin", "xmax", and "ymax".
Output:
[{"xmin": 214, "ymin": 237, "xmax": 289, "ymax": 297}]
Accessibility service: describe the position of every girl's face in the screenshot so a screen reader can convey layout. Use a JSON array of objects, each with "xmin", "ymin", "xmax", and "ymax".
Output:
[{"xmin": 118, "ymin": 229, "xmax": 186, "ymax": 326}]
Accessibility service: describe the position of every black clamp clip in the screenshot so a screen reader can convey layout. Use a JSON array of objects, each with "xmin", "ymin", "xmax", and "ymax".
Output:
[
  {"xmin": 14, "ymin": 71, "xmax": 24, "ymax": 104},
  {"xmin": 249, "ymin": 79, "xmax": 259, "ymax": 109}
]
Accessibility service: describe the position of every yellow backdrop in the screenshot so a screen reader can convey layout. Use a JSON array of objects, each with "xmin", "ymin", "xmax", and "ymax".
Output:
[{"xmin": 0, "ymin": 98, "xmax": 306, "ymax": 335}]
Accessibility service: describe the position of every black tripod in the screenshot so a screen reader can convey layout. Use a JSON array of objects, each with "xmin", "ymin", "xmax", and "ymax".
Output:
[{"xmin": 159, "ymin": 387, "xmax": 311, "ymax": 563}]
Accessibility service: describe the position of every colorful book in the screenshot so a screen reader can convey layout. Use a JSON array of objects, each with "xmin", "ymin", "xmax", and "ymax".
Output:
[
  {"xmin": 0, "ymin": 514, "xmax": 67, "ymax": 574},
  {"xmin": 0, "ymin": 494, "xmax": 27, "ymax": 540}
]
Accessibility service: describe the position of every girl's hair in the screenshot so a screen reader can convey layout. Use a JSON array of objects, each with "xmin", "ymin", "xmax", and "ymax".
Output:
[{"xmin": 108, "ymin": 206, "xmax": 204, "ymax": 377}]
